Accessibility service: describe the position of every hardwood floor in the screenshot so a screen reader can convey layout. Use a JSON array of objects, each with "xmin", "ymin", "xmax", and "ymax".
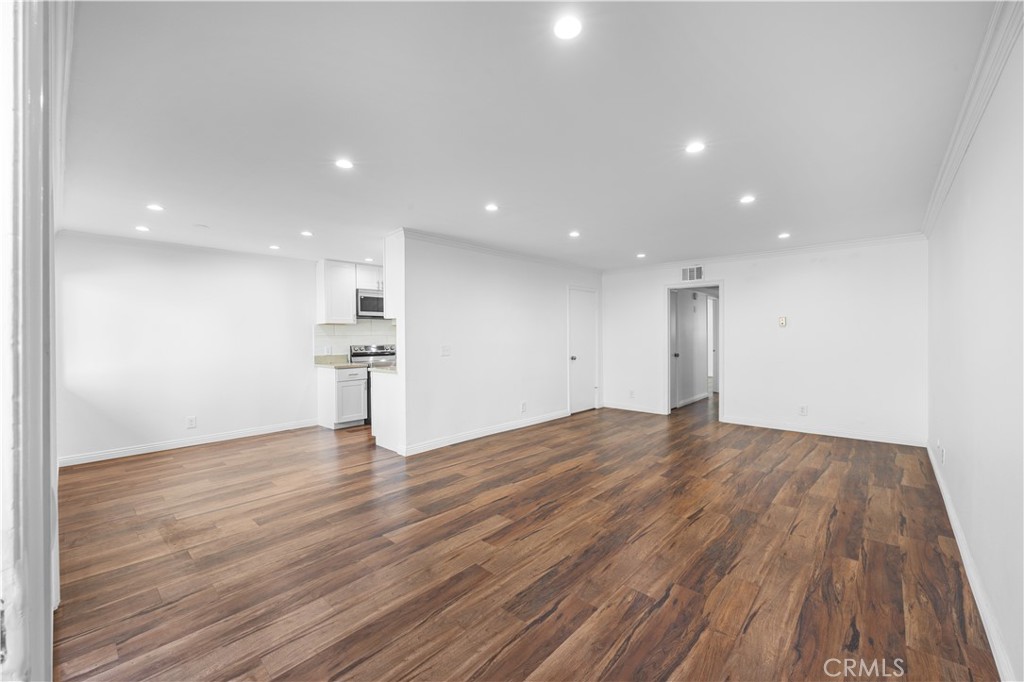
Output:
[{"xmin": 54, "ymin": 400, "xmax": 998, "ymax": 681}]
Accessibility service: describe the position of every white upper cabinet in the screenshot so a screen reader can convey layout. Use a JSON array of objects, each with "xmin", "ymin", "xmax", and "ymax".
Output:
[
  {"xmin": 316, "ymin": 260, "xmax": 356, "ymax": 324},
  {"xmin": 355, "ymin": 263, "xmax": 383, "ymax": 291}
]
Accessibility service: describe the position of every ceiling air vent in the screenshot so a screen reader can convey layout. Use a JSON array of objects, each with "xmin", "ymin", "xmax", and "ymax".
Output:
[{"xmin": 681, "ymin": 265, "xmax": 704, "ymax": 282}]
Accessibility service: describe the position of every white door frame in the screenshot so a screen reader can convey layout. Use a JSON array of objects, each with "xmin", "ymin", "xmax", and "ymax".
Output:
[
  {"xmin": 664, "ymin": 280, "xmax": 724, "ymax": 420},
  {"xmin": 2, "ymin": 2, "xmax": 64, "ymax": 679},
  {"xmin": 710, "ymin": 296, "xmax": 720, "ymax": 393},
  {"xmin": 566, "ymin": 285, "xmax": 600, "ymax": 414}
]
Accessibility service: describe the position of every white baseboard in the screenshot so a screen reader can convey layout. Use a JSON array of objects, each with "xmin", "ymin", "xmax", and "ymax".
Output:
[
  {"xmin": 719, "ymin": 415, "xmax": 927, "ymax": 447},
  {"xmin": 57, "ymin": 419, "xmax": 319, "ymax": 467},
  {"xmin": 402, "ymin": 409, "xmax": 570, "ymax": 457},
  {"xmin": 926, "ymin": 445, "xmax": 1016, "ymax": 681},
  {"xmin": 674, "ymin": 392, "xmax": 709, "ymax": 409},
  {"xmin": 600, "ymin": 401, "xmax": 667, "ymax": 415}
]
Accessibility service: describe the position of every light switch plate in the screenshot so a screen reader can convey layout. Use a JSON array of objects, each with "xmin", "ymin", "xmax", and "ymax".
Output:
[{"xmin": 778, "ymin": 316, "xmax": 787, "ymax": 327}]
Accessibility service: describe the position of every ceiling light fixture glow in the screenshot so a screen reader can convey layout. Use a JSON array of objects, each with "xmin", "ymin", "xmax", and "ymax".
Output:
[
  {"xmin": 300, "ymin": 230, "xmax": 313, "ymax": 237},
  {"xmin": 740, "ymin": 194, "xmax": 756, "ymax": 204},
  {"xmin": 269, "ymin": 245, "xmax": 280, "ymax": 250},
  {"xmin": 335, "ymin": 158, "xmax": 354, "ymax": 169},
  {"xmin": 554, "ymin": 15, "xmax": 582, "ymax": 40},
  {"xmin": 778, "ymin": 232, "xmax": 791, "ymax": 239},
  {"xmin": 569, "ymin": 231, "xmax": 580, "ymax": 238},
  {"xmin": 134, "ymin": 225, "xmax": 149, "ymax": 232},
  {"xmin": 364, "ymin": 257, "xmax": 374, "ymax": 262},
  {"xmin": 485, "ymin": 203, "xmax": 498, "ymax": 212},
  {"xmin": 146, "ymin": 204, "xmax": 164, "ymax": 211},
  {"xmin": 636, "ymin": 253, "xmax": 646, "ymax": 259},
  {"xmin": 685, "ymin": 141, "xmax": 706, "ymax": 154}
]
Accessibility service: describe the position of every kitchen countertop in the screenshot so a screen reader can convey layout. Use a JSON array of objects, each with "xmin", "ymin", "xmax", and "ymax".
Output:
[
  {"xmin": 314, "ymin": 354, "xmax": 369, "ymax": 369},
  {"xmin": 369, "ymin": 366, "xmax": 398, "ymax": 374}
]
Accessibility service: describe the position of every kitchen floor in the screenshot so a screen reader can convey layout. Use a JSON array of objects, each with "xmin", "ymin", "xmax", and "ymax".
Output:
[{"xmin": 54, "ymin": 400, "xmax": 997, "ymax": 681}]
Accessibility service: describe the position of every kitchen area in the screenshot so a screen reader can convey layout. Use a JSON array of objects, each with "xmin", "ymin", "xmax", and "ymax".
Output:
[{"xmin": 313, "ymin": 259, "xmax": 398, "ymax": 433}]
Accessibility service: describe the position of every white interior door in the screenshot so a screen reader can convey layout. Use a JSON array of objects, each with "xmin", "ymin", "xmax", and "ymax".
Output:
[
  {"xmin": 675, "ymin": 292, "xmax": 705, "ymax": 407},
  {"xmin": 568, "ymin": 288, "xmax": 598, "ymax": 413}
]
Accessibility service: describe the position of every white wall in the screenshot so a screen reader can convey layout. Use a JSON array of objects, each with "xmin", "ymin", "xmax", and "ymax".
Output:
[
  {"xmin": 603, "ymin": 237, "xmax": 928, "ymax": 445},
  {"xmin": 927, "ymin": 33, "xmax": 1023, "ymax": 680},
  {"xmin": 56, "ymin": 231, "xmax": 318, "ymax": 465},
  {"xmin": 400, "ymin": 232, "xmax": 600, "ymax": 455},
  {"xmin": 371, "ymin": 229, "xmax": 407, "ymax": 453}
]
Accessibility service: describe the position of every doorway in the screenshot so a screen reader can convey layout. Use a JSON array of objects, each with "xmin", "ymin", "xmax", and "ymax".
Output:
[
  {"xmin": 668, "ymin": 284, "xmax": 721, "ymax": 418},
  {"xmin": 568, "ymin": 287, "xmax": 598, "ymax": 413}
]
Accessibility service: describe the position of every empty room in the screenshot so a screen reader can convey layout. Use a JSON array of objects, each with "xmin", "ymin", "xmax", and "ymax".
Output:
[{"xmin": 3, "ymin": 1, "xmax": 1022, "ymax": 681}]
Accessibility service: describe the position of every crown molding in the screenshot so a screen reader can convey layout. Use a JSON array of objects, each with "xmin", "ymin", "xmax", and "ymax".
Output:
[{"xmin": 922, "ymin": 1, "xmax": 1023, "ymax": 236}]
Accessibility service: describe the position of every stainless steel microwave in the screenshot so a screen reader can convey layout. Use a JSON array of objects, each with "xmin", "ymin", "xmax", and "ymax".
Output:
[{"xmin": 356, "ymin": 289, "xmax": 384, "ymax": 318}]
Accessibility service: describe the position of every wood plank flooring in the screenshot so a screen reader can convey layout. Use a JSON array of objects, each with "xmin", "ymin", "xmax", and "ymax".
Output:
[{"xmin": 54, "ymin": 400, "xmax": 998, "ymax": 681}]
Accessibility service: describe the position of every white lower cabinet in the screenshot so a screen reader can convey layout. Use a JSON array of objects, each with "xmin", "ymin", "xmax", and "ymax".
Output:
[
  {"xmin": 317, "ymin": 366, "xmax": 368, "ymax": 428},
  {"xmin": 336, "ymin": 377, "xmax": 367, "ymax": 424}
]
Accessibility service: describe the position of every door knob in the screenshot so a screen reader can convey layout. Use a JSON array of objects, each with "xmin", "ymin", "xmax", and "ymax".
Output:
[
  {"xmin": 673, "ymin": 353, "xmax": 679, "ymax": 357},
  {"xmin": 570, "ymin": 355, "xmax": 577, "ymax": 361}
]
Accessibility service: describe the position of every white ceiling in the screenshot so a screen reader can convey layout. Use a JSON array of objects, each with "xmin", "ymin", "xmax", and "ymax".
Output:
[{"xmin": 62, "ymin": 2, "xmax": 992, "ymax": 270}]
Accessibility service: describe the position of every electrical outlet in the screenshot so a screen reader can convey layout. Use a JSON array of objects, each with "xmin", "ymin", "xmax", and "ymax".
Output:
[
  {"xmin": 937, "ymin": 439, "xmax": 945, "ymax": 464},
  {"xmin": 323, "ymin": 345, "xmax": 332, "ymax": 355},
  {"xmin": 520, "ymin": 401, "xmax": 527, "ymax": 414},
  {"xmin": 798, "ymin": 405, "xmax": 808, "ymax": 416},
  {"xmin": 629, "ymin": 390, "xmax": 636, "ymax": 399},
  {"xmin": 440, "ymin": 344, "xmax": 452, "ymax": 357},
  {"xmin": 186, "ymin": 415, "xmax": 197, "ymax": 429}
]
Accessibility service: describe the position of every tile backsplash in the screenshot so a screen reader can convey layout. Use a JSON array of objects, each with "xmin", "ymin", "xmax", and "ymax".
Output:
[{"xmin": 315, "ymin": 319, "xmax": 396, "ymax": 357}]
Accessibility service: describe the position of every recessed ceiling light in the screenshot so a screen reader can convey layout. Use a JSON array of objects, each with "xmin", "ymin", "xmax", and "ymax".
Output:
[
  {"xmin": 269, "ymin": 245, "xmax": 280, "ymax": 250},
  {"xmin": 636, "ymin": 253, "xmax": 646, "ymax": 259},
  {"xmin": 485, "ymin": 203, "xmax": 499, "ymax": 212},
  {"xmin": 569, "ymin": 231, "xmax": 580, "ymax": 238},
  {"xmin": 134, "ymin": 225, "xmax": 149, "ymax": 232},
  {"xmin": 685, "ymin": 141, "xmax": 706, "ymax": 154},
  {"xmin": 778, "ymin": 232, "xmax": 791, "ymax": 239},
  {"xmin": 554, "ymin": 15, "xmax": 582, "ymax": 40},
  {"xmin": 740, "ymin": 194, "xmax": 756, "ymax": 204},
  {"xmin": 364, "ymin": 257, "xmax": 374, "ymax": 262},
  {"xmin": 335, "ymin": 158, "xmax": 354, "ymax": 169},
  {"xmin": 300, "ymin": 231, "xmax": 313, "ymax": 237},
  {"xmin": 146, "ymin": 204, "xmax": 164, "ymax": 212}
]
